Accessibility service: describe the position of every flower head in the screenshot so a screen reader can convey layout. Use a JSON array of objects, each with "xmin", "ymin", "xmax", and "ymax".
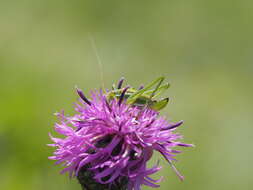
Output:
[{"xmin": 48, "ymin": 77, "xmax": 193, "ymax": 190}]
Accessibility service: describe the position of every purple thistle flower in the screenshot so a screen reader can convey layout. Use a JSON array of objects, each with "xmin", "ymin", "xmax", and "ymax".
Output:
[{"xmin": 48, "ymin": 78, "xmax": 193, "ymax": 190}]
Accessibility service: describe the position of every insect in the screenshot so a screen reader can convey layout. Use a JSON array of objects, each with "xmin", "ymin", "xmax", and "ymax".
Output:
[
  {"xmin": 106, "ymin": 76, "xmax": 170, "ymax": 111},
  {"xmin": 88, "ymin": 35, "xmax": 170, "ymax": 111}
]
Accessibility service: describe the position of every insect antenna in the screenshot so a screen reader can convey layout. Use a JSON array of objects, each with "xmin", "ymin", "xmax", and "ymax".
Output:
[{"xmin": 89, "ymin": 34, "xmax": 105, "ymax": 91}]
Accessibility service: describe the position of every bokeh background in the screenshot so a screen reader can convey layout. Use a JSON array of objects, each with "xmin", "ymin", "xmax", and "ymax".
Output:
[{"xmin": 0, "ymin": 0, "xmax": 252, "ymax": 190}]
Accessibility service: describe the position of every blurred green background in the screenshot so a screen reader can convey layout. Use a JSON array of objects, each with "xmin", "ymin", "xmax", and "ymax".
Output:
[{"xmin": 0, "ymin": 0, "xmax": 252, "ymax": 190}]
